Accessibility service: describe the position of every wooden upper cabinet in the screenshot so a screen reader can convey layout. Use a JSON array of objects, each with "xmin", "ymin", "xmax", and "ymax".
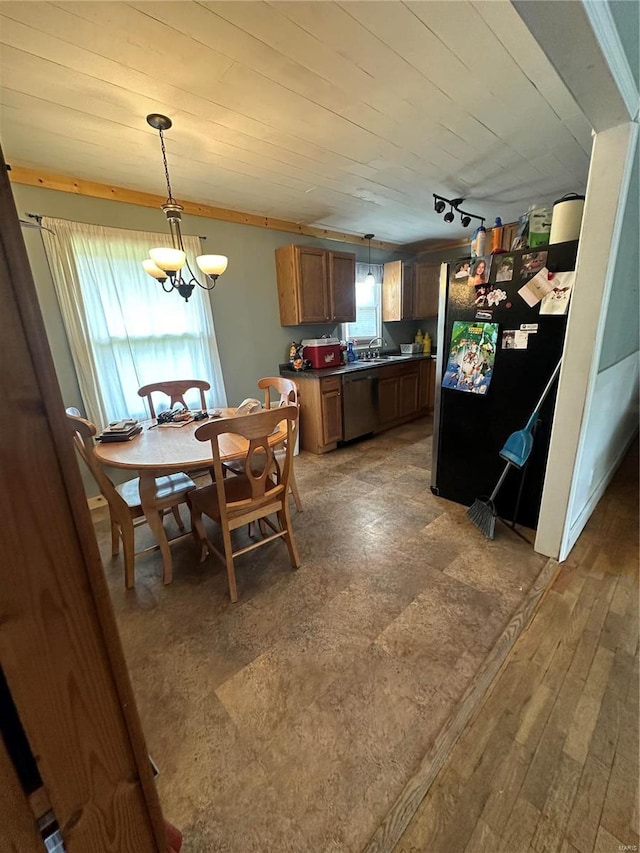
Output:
[
  {"xmin": 275, "ymin": 245, "xmax": 355, "ymax": 325},
  {"xmin": 413, "ymin": 262, "xmax": 440, "ymax": 319},
  {"xmin": 382, "ymin": 259, "xmax": 414, "ymax": 321},
  {"xmin": 328, "ymin": 251, "xmax": 356, "ymax": 322},
  {"xmin": 383, "ymin": 259, "xmax": 440, "ymax": 321}
]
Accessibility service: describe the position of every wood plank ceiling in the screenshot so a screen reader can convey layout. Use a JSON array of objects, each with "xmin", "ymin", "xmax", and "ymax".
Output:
[{"xmin": 0, "ymin": 1, "xmax": 592, "ymax": 245}]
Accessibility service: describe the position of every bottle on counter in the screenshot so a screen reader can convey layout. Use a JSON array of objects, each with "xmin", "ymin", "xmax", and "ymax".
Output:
[
  {"xmin": 471, "ymin": 223, "xmax": 486, "ymax": 258},
  {"xmin": 491, "ymin": 217, "xmax": 504, "ymax": 254},
  {"xmin": 414, "ymin": 328, "xmax": 424, "ymax": 346},
  {"xmin": 422, "ymin": 331, "xmax": 431, "ymax": 356}
]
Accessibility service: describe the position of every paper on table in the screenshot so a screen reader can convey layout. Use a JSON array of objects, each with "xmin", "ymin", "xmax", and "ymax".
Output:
[{"xmin": 518, "ymin": 266, "xmax": 554, "ymax": 307}]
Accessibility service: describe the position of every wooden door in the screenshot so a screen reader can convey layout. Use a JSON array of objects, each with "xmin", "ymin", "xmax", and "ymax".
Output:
[
  {"xmin": 399, "ymin": 370, "xmax": 419, "ymax": 417},
  {"xmin": 329, "ymin": 251, "xmax": 355, "ymax": 322},
  {"xmin": 413, "ymin": 262, "xmax": 440, "ymax": 319},
  {"xmin": 320, "ymin": 380, "xmax": 343, "ymax": 444},
  {"xmin": 377, "ymin": 373, "xmax": 399, "ymax": 428},
  {"xmin": 297, "ymin": 247, "xmax": 330, "ymax": 323},
  {"xmin": 0, "ymin": 145, "xmax": 166, "ymax": 851}
]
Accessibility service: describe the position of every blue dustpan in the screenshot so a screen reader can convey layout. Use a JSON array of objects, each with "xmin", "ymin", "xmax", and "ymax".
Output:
[
  {"xmin": 498, "ymin": 361, "xmax": 562, "ymax": 469},
  {"xmin": 500, "ymin": 411, "xmax": 538, "ymax": 467}
]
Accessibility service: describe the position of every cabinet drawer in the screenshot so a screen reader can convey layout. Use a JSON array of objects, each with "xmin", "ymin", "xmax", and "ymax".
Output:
[{"xmin": 320, "ymin": 375, "xmax": 342, "ymax": 392}]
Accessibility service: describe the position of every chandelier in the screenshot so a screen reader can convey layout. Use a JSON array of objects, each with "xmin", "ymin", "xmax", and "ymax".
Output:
[{"xmin": 142, "ymin": 114, "xmax": 228, "ymax": 302}]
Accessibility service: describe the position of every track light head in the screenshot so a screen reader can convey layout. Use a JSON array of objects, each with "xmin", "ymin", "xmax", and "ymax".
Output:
[
  {"xmin": 434, "ymin": 199, "xmax": 446, "ymax": 214},
  {"xmin": 461, "ymin": 214, "xmax": 471, "ymax": 228},
  {"xmin": 444, "ymin": 208, "xmax": 455, "ymax": 224}
]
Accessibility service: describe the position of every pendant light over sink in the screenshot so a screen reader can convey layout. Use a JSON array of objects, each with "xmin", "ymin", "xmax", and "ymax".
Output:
[
  {"xmin": 364, "ymin": 233, "xmax": 375, "ymax": 285},
  {"xmin": 142, "ymin": 114, "xmax": 228, "ymax": 302}
]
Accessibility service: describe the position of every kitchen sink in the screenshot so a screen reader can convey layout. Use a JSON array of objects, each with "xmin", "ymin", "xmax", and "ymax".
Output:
[{"xmin": 359, "ymin": 354, "xmax": 412, "ymax": 363}]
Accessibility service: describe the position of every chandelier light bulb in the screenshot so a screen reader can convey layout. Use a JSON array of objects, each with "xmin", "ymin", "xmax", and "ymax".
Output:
[
  {"xmin": 142, "ymin": 259, "xmax": 168, "ymax": 280},
  {"xmin": 196, "ymin": 254, "xmax": 229, "ymax": 277},
  {"xmin": 149, "ymin": 247, "xmax": 186, "ymax": 272}
]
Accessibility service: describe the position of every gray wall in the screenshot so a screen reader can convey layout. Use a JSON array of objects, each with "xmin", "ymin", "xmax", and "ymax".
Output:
[
  {"xmin": 609, "ymin": 0, "xmax": 640, "ymax": 89},
  {"xmin": 598, "ymin": 144, "xmax": 639, "ymax": 371},
  {"xmin": 13, "ymin": 183, "xmax": 416, "ymax": 410}
]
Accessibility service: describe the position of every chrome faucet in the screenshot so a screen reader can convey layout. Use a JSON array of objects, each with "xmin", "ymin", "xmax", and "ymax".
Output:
[{"xmin": 365, "ymin": 336, "xmax": 386, "ymax": 359}]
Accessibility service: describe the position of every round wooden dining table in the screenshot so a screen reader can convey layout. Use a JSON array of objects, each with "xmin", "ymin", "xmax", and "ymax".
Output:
[{"xmin": 94, "ymin": 408, "xmax": 287, "ymax": 584}]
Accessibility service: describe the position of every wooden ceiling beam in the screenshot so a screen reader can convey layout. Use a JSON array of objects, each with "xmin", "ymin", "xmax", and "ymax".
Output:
[{"xmin": 8, "ymin": 164, "xmax": 406, "ymax": 252}]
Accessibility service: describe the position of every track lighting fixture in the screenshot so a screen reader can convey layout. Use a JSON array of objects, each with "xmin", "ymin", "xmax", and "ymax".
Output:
[{"xmin": 433, "ymin": 194, "xmax": 484, "ymax": 228}]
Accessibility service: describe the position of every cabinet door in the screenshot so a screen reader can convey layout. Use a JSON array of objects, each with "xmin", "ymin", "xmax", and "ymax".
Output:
[
  {"xmin": 382, "ymin": 260, "xmax": 415, "ymax": 321},
  {"xmin": 329, "ymin": 251, "xmax": 356, "ymax": 322},
  {"xmin": 298, "ymin": 247, "xmax": 330, "ymax": 323},
  {"xmin": 399, "ymin": 370, "xmax": 419, "ymax": 417},
  {"xmin": 377, "ymin": 374, "xmax": 399, "ymax": 428},
  {"xmin": 413, "ymin": 262, "xmax": 440, "ymax": 319},
  {"xmin": 321, "ymin": 386, "xmax": 343, "ymax": 444}
]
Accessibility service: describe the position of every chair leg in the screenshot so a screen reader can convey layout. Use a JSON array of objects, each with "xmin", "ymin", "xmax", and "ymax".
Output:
[
  {"xmin": 122, "ymin": 522, "xmax": 136, "ymax": 589},
  {"xmin": 109, "ymin": 510, "xmax": 120, "ymax": 556},
  {"xmin": 171, "ymin": 504, "xmax": 185, "ymax": 531},
  {"xmin": 278, "ymin": 501, "xmax": 301, "ymax": 569},
  {"xmin": 220, "ymin": 525, "xmax": 239, "ymax": 603},
  {"xmin": 289, "ymin": 468, "xmax": 303, "ymax": 512},
  {"xmin": 190, "ymin": 505, "xmax": 210, "ymax": 563}
]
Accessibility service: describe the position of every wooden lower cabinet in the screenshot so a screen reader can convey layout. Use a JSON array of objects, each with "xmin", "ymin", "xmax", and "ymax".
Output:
[
  {"xmin": 296, "ymin": 374, "xmax": 343, "ymax": 454},
  {"xmin": 292, "ymin": 358, "xmax": 434, "ymax": 454},
  {"xmin": 418, "ymin": 358, "xmax": 436, "ymax": 414},
  {"xmin": 376, "ymin": 362, "xmax": 420, "ymax": 430}
]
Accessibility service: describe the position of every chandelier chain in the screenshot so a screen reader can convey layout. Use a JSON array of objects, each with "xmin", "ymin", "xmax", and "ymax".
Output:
[{"xmin": 158, "ymin": 128, "xmax": 175, "ymax": 203}]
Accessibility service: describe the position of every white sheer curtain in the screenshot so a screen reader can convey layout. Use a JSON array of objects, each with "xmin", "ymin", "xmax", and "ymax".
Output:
[{"xmin": 41, "ymin": 217, "xmax": 227, "ymax": 427}]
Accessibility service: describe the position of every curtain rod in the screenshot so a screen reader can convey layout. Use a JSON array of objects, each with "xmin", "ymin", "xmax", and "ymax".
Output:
[{"xmin": 25, "ymin": 212, "xmax": 208, "ymax": 240}]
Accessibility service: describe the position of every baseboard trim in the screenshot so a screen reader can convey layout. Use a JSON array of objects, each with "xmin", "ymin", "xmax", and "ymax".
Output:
[{"xmin": 363, "ymin": 555, "xmax": 562, "ymax": 853}]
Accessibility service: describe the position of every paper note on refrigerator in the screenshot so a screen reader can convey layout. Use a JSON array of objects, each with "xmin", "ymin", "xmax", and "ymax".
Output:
[
  {"xmin": 518, "ymin": 266, "xmax": 554, "ymax": 307},
  {"xmin": 539, "ymin": 270, "xmax": 575, "ymax": 315}
]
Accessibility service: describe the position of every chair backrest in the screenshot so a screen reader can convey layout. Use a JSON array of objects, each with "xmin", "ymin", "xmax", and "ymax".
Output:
[
  {"xmin": 137, "ymin": 379, "xmax": 211, "ymax": 419},
  {"xmin": 257, "ymin": 376, "xmax": 298, "ymax": 409},
  {"xmin": 195, "ymin": 406, "xmax": 297, "ymax": 521},
  {"xmin": 257, "ymin": 377, "xmax": 299, "ymax": 450},
  {"xmin": 65, "ymin": 411, "xmax": 129, "ymax": 513}
]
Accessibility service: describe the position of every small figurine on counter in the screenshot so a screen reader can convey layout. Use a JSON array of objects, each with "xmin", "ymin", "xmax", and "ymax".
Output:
[{"xmin": 289, "ymin": 341, "xmax": 309, "ymax": 371}]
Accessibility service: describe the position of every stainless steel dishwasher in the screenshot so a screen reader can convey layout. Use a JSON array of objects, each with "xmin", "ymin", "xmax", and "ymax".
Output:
[{"xmin": 342, "ymin": 370, "xmax": 378, "ymax": 441}]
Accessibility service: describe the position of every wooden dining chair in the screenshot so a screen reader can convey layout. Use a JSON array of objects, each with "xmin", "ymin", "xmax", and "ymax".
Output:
[
  {"xmin": 137, "ymin": 379, "xmax": 211, "ymax": 419},
  {"xmin": 66, "ymin": 411, "xmax": 196, "ymax": 588},
  {"xmin": 188, "ymin": 406, "xmax": 301, "ymax": 602},
  {"xmin": 224, "ymin": 377, "xmax": 303, "ymax": 511}
]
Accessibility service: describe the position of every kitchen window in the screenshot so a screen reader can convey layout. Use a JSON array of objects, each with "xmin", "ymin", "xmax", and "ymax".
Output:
[
  {"xmin": 341, "ymin": 262, "xmax": 383, "ymax": 346},
  {"xmin": 41, "ymin": 217, "xmax": 227, "ymax": 427}
]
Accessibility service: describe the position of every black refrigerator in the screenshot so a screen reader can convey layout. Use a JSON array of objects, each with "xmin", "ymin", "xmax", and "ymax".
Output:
[{"xmin": 431, "ymin": 240, "xmax": 579, "ymax": 529}]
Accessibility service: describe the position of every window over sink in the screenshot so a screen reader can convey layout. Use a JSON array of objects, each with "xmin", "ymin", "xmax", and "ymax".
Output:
[{"xmin": 340, "ymin": 262, "xmax": 383, "ymax": 347}]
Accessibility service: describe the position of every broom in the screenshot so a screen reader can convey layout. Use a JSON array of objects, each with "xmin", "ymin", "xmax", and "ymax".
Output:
[
  {"xmin": 467, "ymin": 460, "xmax": 514, "ymax": 539},
  {"xmin": 467, "ymin": 359, "xmax": 562, "ymax": 539}
]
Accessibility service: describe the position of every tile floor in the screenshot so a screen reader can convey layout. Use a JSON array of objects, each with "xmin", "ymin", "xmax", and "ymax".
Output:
[{"xmin": 95, "ymin": 417, "xmax": 552, "ymax": 852}]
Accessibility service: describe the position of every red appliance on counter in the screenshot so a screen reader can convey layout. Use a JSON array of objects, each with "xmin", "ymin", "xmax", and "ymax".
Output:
[{"xmin": 302, "ymin": 338, "xmax": 342, "ymax": 369}]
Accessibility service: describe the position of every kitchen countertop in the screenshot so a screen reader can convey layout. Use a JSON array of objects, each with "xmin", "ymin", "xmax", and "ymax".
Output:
[{"xmin": 279, "ymin": 352, "xmax": 437, "ymax": 379}]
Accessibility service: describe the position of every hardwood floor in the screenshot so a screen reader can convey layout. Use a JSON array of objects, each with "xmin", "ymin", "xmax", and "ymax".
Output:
[{"xmin": 392, "ymin": 441, "xmax": 639, "ymax": 853}]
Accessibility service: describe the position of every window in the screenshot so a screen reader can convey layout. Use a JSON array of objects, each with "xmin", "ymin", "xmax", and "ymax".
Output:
[
  {"xmin": 341, "ymin": 262, "xmax": 383, "ymax": 345},
  {"xmin": 41, "ymin": 218, "xmax": 227, "ymax": 427}
]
